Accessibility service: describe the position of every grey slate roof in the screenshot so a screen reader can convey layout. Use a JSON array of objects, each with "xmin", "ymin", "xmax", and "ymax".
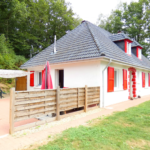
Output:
[
  {"xmin": 21, "ymin": 21, "xmax": 150, "ymax": 70},
  {"xmin": 131, "ymin": 40, "xmax": 143, "ymax": 48},
  {"xmin": 109, "ymin": 33, "xmax": 133, "ymax": 42}
]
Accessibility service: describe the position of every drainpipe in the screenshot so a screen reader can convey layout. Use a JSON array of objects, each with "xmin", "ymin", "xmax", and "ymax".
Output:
[{"xmin": 102, "ymin": 58, "xmax": 112, "ymax": 108}]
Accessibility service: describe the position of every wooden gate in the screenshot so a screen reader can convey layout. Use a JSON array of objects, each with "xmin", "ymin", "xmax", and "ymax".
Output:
[{"xmin": 15, "ymin": 76, "xmax": 27, "ymax": 91}]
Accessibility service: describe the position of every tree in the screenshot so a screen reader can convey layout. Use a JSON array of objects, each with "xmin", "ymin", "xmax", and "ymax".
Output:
[
  {"xmin": 97, "ymin": 0, "xmax": 150, "ymax": 57},
  {"xmin": 0, "ymin": 34, "xmax": 26, "ymax": 69},
  {"xmin": 0, "ymin": 0, "xmax": 81, "ymax": 58}
]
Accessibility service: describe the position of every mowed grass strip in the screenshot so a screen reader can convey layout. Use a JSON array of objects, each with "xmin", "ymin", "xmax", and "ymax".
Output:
[{"xmin": 37, "ymin": 101, "xmax": 150, "ymax": 150}]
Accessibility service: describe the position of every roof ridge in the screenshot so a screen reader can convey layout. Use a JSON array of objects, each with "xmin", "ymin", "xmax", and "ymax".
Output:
[{"xmin": 85, "ymin": 22, "xmax": 101, "ymax": 55}]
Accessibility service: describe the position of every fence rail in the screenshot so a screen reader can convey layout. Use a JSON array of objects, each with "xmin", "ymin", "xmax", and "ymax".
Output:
[{"xmin": 10, "ymin": 86, "xmax": 100, "ymax": 134}]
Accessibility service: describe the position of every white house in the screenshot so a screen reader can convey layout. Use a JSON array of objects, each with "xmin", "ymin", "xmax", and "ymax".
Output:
[{"xmin": 21, "ymin": 21, "xmax": 150, "ymax": 107}]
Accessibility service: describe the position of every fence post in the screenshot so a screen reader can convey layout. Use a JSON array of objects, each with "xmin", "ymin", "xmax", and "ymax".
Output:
[
  {"xmin": 84, "ymin": 85, "xmax": 87, "ymax": 112},
  {"xmin": 56, "ymin": 86, "xmax": 60, "ymax": 120},
  {"xmin": 9, "ymin": 88, "xmax": 15, "ymax": 134}
]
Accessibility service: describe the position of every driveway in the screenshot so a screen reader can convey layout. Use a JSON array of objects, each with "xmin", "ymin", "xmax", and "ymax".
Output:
[
  {"xmin": 0, "ymin": 98, "xmax": 38, "ymax": 137},
  {"xmin": 0, "ymin": 98, "xmax": 10, "ymax": 136}
]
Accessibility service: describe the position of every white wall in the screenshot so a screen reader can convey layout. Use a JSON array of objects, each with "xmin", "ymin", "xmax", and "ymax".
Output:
[
  {"xmin": 26, "ymin": 59, "xmax": 150, "ymax": 107},
  {"xmin": 63, "ymin": 61, "xmax": 101, "ymax": 88},
  {"xmin": 100, "ymin": 61, "xmax": 129, "ymax": 107},
  {"xmin": 27, "ymin": 60, "xmax": 101, "ymax": 90}
]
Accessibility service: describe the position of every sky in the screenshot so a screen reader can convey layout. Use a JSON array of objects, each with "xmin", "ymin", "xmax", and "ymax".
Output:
[{"xmin": 65, "ymin": 0, "xmax": 139, "ymax": 24}]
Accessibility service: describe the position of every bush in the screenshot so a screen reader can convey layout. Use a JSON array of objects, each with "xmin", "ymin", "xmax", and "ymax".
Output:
[{"xmin": 7, "ymin": 79, "xmax": 12, "ymax": 84}]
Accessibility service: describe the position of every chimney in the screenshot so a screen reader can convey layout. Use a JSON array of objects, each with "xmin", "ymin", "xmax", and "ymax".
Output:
[{"xmin": 54, "ymin": 35, "xmax": 56, "ymax": 53}]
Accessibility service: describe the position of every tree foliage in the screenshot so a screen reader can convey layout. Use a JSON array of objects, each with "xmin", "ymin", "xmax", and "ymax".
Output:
[
  {"xmin": 0, "ymin": 0, "xmax": 82, "ymax": 58},
  {"xmin": 0, "ymin": 34, "xmax": 26, "ymax": 69},
  {"xmin": 97, "ymin": 0, "xmax": 150, "ymax": 57}
]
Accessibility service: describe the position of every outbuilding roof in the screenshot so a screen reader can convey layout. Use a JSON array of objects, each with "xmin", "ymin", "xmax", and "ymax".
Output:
[{"xmin": 21, "ymin": 21, "xmax": 150, "ymax": 70}]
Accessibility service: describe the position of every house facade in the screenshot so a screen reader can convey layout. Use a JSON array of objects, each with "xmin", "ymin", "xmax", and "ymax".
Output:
[{"xmin": 21, "ymin": 21, "xmax": 150, "ymax": 107}]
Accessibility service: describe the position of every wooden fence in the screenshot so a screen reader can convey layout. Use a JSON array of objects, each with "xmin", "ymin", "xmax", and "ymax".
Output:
[{"xmin": 10, "ymin": 86, "xmax": 100, "ymax": 134}]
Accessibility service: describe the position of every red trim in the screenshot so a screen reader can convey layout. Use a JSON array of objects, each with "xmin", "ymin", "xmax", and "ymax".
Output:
[
  {"xmin": 137, "ymin": 46, "xmax": 143, "ymax": 49},
  {"xmin": 136, "ymin": 47, "xmax": 139, "ymax": 58},
  {"xmin": 107, "ymin": 67, "xmax": 114, "ymax": 92},
  {"xmin": 124, "ymin": 40, "xmax": 128, "ymax": 53}
]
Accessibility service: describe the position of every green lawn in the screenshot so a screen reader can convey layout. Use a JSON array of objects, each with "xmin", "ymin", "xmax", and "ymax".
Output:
[{"xmin": 37, "ymin": 101, "xmax": 150, "ymax": 150}]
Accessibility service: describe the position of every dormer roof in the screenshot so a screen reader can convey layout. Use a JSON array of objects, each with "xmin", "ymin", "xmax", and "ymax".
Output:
[
  {"xmin": 131, "ymin": 40, "xmax": 143, "ymax": 49},
  {"xmin": 109, "ymin": 33, "xmax": 133, "ymax": 42}
]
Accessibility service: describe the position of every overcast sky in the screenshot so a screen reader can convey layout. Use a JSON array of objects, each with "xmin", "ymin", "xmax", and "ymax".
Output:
[{"xmin": 66, "ymin": 0, "xmax": 139, "ymax": 24}]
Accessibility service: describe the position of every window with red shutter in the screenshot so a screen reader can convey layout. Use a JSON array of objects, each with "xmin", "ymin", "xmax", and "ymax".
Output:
[
  {"xmin": 107, "ymin": 67, "xmax": 114, "ymax": 92},
  {"xmin": 142, "ymin": 72, "xmax": 145, "ymax": 87},
  {"xmin": 30, "ymin": 71, "xmax": 34, "ymax": 87},
  {"xmin": 123, "ymin": 69, "xmax": 127, "ymax": 90}
]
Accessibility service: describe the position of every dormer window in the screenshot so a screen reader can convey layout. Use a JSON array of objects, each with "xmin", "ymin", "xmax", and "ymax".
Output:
[
  {"xmin": 131, "ymin": 41, "xmax": 143, "ymax": 59},
  {"xmin": 125, "ymin": 40, "xmax": 132, "ymax": 55},
  {"xmin": 109, "ymin": 33, "xmax": 133, "ymax": 54}
]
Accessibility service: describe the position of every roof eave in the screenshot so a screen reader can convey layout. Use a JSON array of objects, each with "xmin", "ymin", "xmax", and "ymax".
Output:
[{"xmin": 20, "ymin": 56, "xmax": 105, "ymax": 69}]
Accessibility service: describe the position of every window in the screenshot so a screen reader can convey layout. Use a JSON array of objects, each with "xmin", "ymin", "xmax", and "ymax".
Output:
[
  {"xmin": 114, "ymin": 70, "xmax": 118, "ymax": 88},
  {"xmin": 39, "ymin": 72, "xmax": 42, "ymax": 85},
  {"xmin": 145, "ymin": 73, "xmax": 148, "ymax": 87},
  {"xmin": 108, "ymin": 67, "xmax": 122, "ymax": 92}
]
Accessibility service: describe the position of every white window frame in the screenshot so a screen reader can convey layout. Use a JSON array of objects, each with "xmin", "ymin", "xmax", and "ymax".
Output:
[
  {"xmin": 127, "ymin": 42, "xmax": 131, "ymax": 55},
  {"xmin": 138, "ymin": 48, "xmax": 141, "ymax": 59},
  {"xmin": 114, "ymin": 69, "xmax": 119, "ymax": 90},
  {"xmin": 145, "ymin": 72, "xmax": 148, "ymax": 88},
  {"xmin": 38, "ymin": 72, "xmax": 42, "ymax": 85}
]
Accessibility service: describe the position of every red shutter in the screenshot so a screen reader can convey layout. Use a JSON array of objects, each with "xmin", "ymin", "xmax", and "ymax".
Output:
[
  {"xmin": 30, "ymin": 71, "xmax": 34, "ymax": 87},
  {"xmin": 108, "ymin": 67, "xmax": 114, "ymax": 92},
  {"xmin": 142, "ymin": 72, "xmax": 145, "ymax": 87},
  {"xmin": 124, "ymin": 40, "xmax": 128, "ymax": 53},
  {"xmin": 149, "ymin": 73, "xmax": 150, "ymax": 87},
  {"xmin": 42, "ymin": 70, "xmax": 44, "ymax": 81},
  {"xmin": 123, "ymin": 69, "xmax": 127, "ymax": 90}
]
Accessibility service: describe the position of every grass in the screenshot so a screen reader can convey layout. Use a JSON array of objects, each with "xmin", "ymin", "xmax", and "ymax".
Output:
[{"xmin": 36, "ymin": 101, "xmax": 150, "ymax": 150}]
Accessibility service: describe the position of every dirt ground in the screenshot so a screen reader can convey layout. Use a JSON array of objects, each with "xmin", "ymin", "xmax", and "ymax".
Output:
[{"xmin": 0, "ymin": 97, "xmax": 38, "ymax": 136}]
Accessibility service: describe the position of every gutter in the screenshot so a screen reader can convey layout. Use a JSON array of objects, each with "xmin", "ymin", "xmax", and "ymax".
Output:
[
  {"xmin": 103, "ymin": 57, "xmax": 150, "ymax": 71},
  {"xmin": 102, "ymin": 58, "xmax": 112, "ymax": 108}
]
